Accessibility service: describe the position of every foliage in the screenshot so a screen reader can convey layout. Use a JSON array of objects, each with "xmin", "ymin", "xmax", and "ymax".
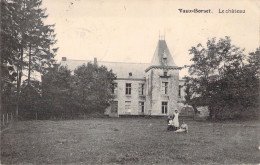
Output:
[
  {"xmin": 185, "ymin": 37, "xmax": 259, "ymax": 119},
  {"xmin": 40, "ymin": 63, "xmax": 116, "ymax": 118},
  {"xmin": 0, "ymin": 0, "xmax": 58, "ymax": 118},
  {"xmin": 19, "ymin": 81, "xmax": 42, "ymax": 119},
  {"xmin": 41, "ymin": 65, "xmax": 73, "ymax": 117},
  {"xmin": 71, "ymin": 63, "xmax": 116, "ymax": 113}
]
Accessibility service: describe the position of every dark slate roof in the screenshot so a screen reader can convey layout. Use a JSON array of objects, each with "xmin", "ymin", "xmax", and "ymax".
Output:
[
  {"xmin": 60, "ymin": 39, "xmax": 178, "ymax": 79},
  {"xmin": 60, "ymin": 59, "xmax": 149, "ymax": 79},
  {"xmin": 150, "ymin": 40, "xmax": 176, "ymax": 67}
]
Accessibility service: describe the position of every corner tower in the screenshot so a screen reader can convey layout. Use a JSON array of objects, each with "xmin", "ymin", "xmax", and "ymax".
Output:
[{"xmin": 145, "ymin": 37, "xmax": 179, "ymax": 116}]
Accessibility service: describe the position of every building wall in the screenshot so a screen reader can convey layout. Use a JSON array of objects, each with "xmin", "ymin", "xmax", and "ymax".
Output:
[
  {"xmin": 104, "ymin": 71, "xmax": 183, "ymax": 117},
  {"xmin": 113, "ymin": 79, "xmax": 146, "ymax": 115},
  {"xmin": 178, "ymin": 80, "xmax": 186, "ymax": 101},
  {"xmin": 177, "ymin": 80, "xmax": 186, "ymax": 110},
  {"xmin": 145, "ymin": 68, "xmax": 179, "ymax": 116}
]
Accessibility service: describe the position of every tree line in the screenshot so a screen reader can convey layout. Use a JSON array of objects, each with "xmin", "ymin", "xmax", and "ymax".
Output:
[
  {"xmin": 1, "ymin": 0, "xmax": 258, "ymax": 120},
  {"xmin": 1, "ymin": 0, "xmax": 57, "ymax": 119},
  {"xmin": 1, "ymin": 0, "xmax": 116, "ymax": 119},
  {"xmin": 184, "ymin": 37, "xmax": 259, "ymax": 120},
  {"xmin": 40, "ymin": 63, "xmax": 116, "ymax": 119}
]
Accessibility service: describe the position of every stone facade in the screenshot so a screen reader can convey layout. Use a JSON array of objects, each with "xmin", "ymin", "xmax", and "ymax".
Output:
[
  {"xmin": 145, "ymin": 69, "xmax": 179, "ymax": 116},
  {"xmin": 112, "ymin": 78, "xmax": 146, "ymax": 116},
  {"xmin": 61, "ymin": 38, "xmax": 185, "ymax": 117}
]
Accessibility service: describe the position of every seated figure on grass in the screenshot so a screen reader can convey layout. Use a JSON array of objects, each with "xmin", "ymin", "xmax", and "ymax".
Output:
[
  {"xmin": 167, "ymin": 115, "xmax": 175, "ymax": 131},
  {"xmin": 174, "ymin": 123, "xmax": 188, "ymax": 133}
]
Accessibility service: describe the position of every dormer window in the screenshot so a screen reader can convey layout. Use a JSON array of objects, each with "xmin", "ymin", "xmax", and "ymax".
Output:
[
  {"xmin": 162, "ymin": 50, "xmax": 167, "ymax": 65},
  {"xmin": 163, "ymin": 58, "xmax": 167, "ymax": 65},
  {"xmin": 129, "ymin": 72, "xmax": 132, "ymax": 76}
]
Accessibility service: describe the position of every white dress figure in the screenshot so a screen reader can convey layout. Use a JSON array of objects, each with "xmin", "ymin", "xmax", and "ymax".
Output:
[{"xmin": 173, "ymin": 110, "xmax": 179, "ymax": 128}]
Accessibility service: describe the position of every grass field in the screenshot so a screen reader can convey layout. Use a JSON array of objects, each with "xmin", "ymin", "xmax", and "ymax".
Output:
[{"xmin": 1, "ymin": 117, "xmax": 259, "ymax": 164}]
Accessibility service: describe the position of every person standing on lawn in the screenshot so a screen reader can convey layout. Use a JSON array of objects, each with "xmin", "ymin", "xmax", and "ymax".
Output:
[{"xmin": 173, "ymin": 110, "xmax": 179, "ymax": 130}]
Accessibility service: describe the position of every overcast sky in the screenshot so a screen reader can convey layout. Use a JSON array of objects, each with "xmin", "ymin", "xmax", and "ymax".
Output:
[{"xmin": 42, "ymin": 0, "xmax": 259, "ymax": 77}]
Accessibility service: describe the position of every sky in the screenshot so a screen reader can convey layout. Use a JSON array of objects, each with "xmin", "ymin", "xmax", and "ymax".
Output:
[{"xmin": 42, "ymin": 0, "xmax": 259, "ymax": 78}]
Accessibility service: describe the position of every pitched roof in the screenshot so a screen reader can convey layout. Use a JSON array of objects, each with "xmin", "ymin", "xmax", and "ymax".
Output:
[
  {"xmin": 60, "ymin": 59, "xmax": 149, "ymax": 79},
  {"xmin": 60, "ymin": 39, "xmax": 177, "ymax": 79},
  {"xmin": 150, "ymin": 40, "xmax": 176, "ymax": 66}
]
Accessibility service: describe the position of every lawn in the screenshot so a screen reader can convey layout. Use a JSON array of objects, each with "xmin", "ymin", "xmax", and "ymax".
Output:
[{"xmin": 1, "ymin": 117, "xmax": 259, "ymax": 164}]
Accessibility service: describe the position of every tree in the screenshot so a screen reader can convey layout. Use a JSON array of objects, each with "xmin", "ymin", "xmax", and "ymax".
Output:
[
  {"xmin": 247, "ymin": 47, "xmax": 260, "ymax": 78},
  {"xmin": 19, "ymin": 80, "xmax": 42, "ymax": 119},
  {"xmin": 22, "ymin": 0, "xmax": 58, "ymax": 85},
  {"xmin": 41, "ymin": 65, "xmax": 73, "ymax": 118},
  {"xmin": 0, "ymin": 0, "xmax": 58, "ymax": 118},
  {"xmin": 185, "ymin": 36, "xmax": 252, "ymax": 119},
  {"xmin": 71, "ymin": 63, "xmax": 116, "ymax": 113},
  {"xmin": 183, "ymin": 79, "xmax": 200, "ymax": 117},
  {"xmin": 1, "ymin": 0, "xmax": 20, "ymax": 115},
  {"xmin": 239, "ymin": 48, "xmax": 260, "ymax": 110}
]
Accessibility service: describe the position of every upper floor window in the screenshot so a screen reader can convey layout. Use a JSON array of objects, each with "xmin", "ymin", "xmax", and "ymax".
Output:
[
  {"xmin": 162, "ymin": 82, "xmax": 168, "ymax": 94},
  {"xmin": 126, "ymin": 83, "xmax": 131, "ymax": 95},
  {"xmin": 112, "ymin": 83, "xmax": 118, "ymax": 94},
  {"xmin": 139, "ymin": 83, "xmax": 145, "ymax": 95},
  {"xmin": 178, "ymin": 85, "xmax": 182, "ymax": 98},
  {"xmin": 164, "ymin": 72, "xmax": 167, "ymax": 77}
]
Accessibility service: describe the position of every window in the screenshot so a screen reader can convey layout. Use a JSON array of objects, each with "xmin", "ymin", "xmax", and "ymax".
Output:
[
  {"xmin": 162, "ymin": 102, "xmax": 168, "ymax": 114},
  {"xmin": 125, "ymin": 101, "xmax": 131, "ymax": 113},
  {"xmin": 139, "ymin": 83, "xmax": 145, "ymax": 95},
  {"xmin": 129, "ymin": 72, "xmax": 132, "ymax": 76},
  {"xmin": 139, "ymin": 102, "xmax": 145, "ymax": 113},
  {"xmin": 112, "ymin": 83, "xmax": 118, "ymax": 94},
  {"xmin": 178, "ymin": 85, "xmax": 182, "ymax": 98},
  {"xmin": 164, "ymin": 72, "xmax": 167, "ymax": 77},
  {"xmin": 162, "ymin": 82, "xmax": 168, "ymax": 94},
  {"xmin": 126, "ymin": 83, "xmax": 131, "ymax": 95},
  {"xmin": 163, "ymin": 58, "xmax": 167, "ymax": 65},
  {"xmin": 163, "ymin": 50, "xmax": 167, "ymax": 65}
]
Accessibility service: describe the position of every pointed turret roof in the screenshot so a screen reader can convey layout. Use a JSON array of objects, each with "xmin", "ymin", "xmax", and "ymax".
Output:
[
  {"xmin": 145, "ymin": 39, "xmax": 178, "ymax": 72},
  {"xmin": 150, "ymin": 39, "xmax": 176, "ymax": 66}
]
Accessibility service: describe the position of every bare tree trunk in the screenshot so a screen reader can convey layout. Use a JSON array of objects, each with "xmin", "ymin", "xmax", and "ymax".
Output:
[
  {"xmin": 192, "ymin": 104, "xmax": 198, "ymax": 120},
  {"xmin": 209, "ymin": 105, "xmax": 216, "ymax": 120},
  {"xmin": 16, "ymin": 47, "xmax": 23, "ymax": 119},
  {"xmin": 28, "ymin": 45, "xmax": 31, "ymax": 86}
]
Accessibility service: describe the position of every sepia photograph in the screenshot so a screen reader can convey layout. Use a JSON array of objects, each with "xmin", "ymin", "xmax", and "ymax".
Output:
[{"xmin": 1, "ymin": 0, "xmax": 259, "ymax": 164}]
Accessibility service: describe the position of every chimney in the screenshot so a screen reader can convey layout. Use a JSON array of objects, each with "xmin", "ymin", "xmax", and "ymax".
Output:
[
  {"xmin": 62, "ymin": 57, "xmax": 67, "ymax": 61},
  {"xmin": 94, "ymin": 57, "xmax": 97, "ymax": 65}
]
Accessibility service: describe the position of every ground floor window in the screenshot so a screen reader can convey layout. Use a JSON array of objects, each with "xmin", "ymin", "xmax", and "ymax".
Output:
[
  {"xmin": 125, "ymin": 101, "xmax": 131, "ymax": 113},
  {"xmin": 162, "ymin": 102, "xmax": 168, "ymax": 114},
  {"xmin": 139, "ymin": 101, "xmax": 145, "ymax": 113}
]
